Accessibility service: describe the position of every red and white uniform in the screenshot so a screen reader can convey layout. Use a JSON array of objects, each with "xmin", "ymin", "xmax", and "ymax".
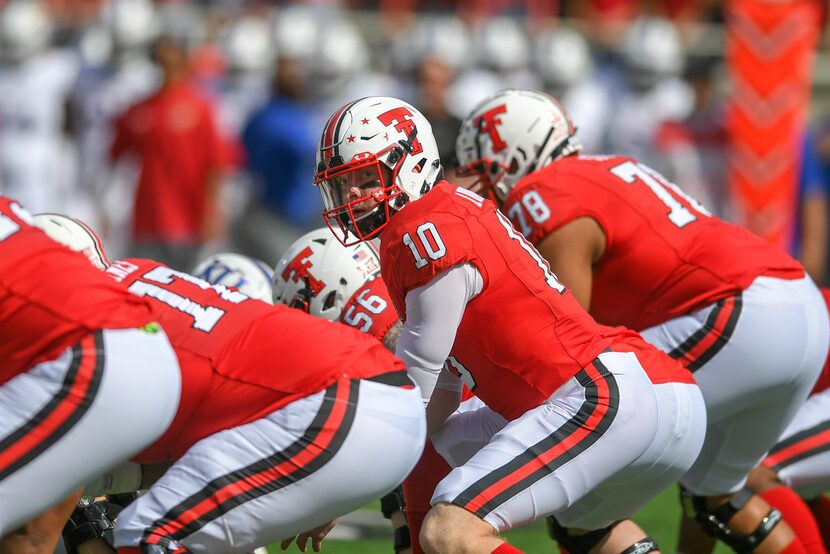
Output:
[
  {"xmin": 339, "ymin": 276, "xmax": 399, "ymax": 344},
  {"xmin": 503, "ymin": 154, "xmax": 829, "ymax": 495},
  {"xmin": 504, "ymin": 155, "xmax": 803, "ymax": 332},
  {"xmin": 0, "ymin": 197, "xmax": 181, "ymax": 534},
  {"xmin": 381, "ymin": 182, "xmax": 705, "ymax": 532},
  {"xmin": 107, "ymin": 259, "xmax": 426, "ymax": 554},
  {"xmin": 761, "ymin": 289, "xmax": 830, "ymax": 500}
]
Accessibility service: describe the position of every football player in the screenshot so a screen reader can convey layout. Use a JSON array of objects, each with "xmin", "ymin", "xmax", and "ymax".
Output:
[
  {"xmin": 64, "ymin": 251, "xmax": 287, "ymax": 554},
  {"xmin": 271, "ymin": 230, "xmax": 520, "ymax": 554},
  {"xmin": 312, "ymin": 96, "xmax": 708, "ymax": 554},
  {"xmin": 456, "ymin": 89, "xmax": 829, "ymax": 554},
  {"xmin": 33, "ymin": 214, "xmax": 427, "ymax": 554},
  {"xmin": 0, "ymin": 202, "xmax": 182, "ymax": 554},
  {"xmin": 273, "ymin": 229, "xmax": 412, "ymax": 552}
]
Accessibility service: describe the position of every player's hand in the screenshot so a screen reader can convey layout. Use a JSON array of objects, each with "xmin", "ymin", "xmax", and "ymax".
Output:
[{"xmin": 279, "ymin": 520, "xmax": 337, "ymax": 552}]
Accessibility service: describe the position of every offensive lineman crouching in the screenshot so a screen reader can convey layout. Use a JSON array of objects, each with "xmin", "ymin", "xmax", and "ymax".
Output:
[
  {"xmin": 0, "ymin": 203, "xmax": 182, "ymax": 554},
  {"xmin": 273, "ymin": 228, "xmax": 410, "ymax": 553},
  {"xmin": 32, "ymin": 214, "xmax": 427, "ymax": 554},
  {"xmin": 457, "ymin": 89, "xmax": 829, "ymax": 554}
]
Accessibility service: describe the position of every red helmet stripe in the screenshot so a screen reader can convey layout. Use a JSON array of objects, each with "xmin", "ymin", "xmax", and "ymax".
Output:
[{"xmin": 321, "ymin": 99, "xmax": 360, "ymax": 160}]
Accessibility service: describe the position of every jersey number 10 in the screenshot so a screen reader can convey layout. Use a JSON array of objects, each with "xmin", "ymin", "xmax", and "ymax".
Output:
[{"xmin": 402, "ymin": 215, "xmax": 565, "ymax": 293}]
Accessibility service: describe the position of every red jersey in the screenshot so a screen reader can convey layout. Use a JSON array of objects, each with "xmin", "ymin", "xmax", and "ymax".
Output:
[
  {"xmin": 502, "ymin": 155, "xmax": 804, "ymax": 331},
  {"xmin": 381, "ymin": 182, "xmax": 691, "ymax": 421},
  {"xmin": 107, "ymin": 258, "xmax": 404, "ymax": 462},
  {"xmin": 0, "ymin": 197, "xmax": 156, "ymax": 386},
  {"xmin": 110, "ymin": 83, "xmax": 229, "ymax": 243},
  {"xmin": 339, "ymin": 276, "xmax": 399, "ymax": 343},
  {"xmin": 812, "ymin": 288, "xmax": 830, "ymax": 395}
]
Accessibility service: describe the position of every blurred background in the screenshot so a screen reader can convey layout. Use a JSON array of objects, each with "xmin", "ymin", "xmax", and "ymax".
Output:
[{"xmin": 0, "ymin": 0, "xmax": 828, "ymax": 281}]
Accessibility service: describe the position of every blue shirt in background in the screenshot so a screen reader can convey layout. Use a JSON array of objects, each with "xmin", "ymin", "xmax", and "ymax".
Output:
[{"xmin": 242, "ymin": 96, "xmax": 322, "ymax": 229}]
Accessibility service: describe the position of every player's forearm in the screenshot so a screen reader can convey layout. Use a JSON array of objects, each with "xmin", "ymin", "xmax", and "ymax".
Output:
[
  {"xmin": 396, "ymin": 264, "xmax": 478, "ymax": 403},
  {"xmin": 395, "ymin": 342, "xmax": 443, "ymax": 404},
  {"xmin": 427, "ymin": 388, "xmax": 461, "ymax": 436}
]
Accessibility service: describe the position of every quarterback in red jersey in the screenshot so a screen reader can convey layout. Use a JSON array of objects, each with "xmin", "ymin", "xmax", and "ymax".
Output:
[
  {"xmin": 0, "ymin": 203, "xmax": 181, "ymax": 553},
  {"xmin": 457, "ymin": 89, "xmax": 829, "ymax": 554},
  {"xmin": 34, "ymin": 217, "xmax": 427, "ymax": 554},
  {"xmin": 313, "ymin": 96, "xmax": 707, "ymax": 554}
]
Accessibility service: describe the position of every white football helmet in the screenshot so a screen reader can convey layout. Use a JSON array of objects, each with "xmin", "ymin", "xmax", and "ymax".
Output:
[
  {"xmin": 32, "ymin": 213, "xmax": 110, "ymax": 270},
  {"xmin": 272, "ymin": 228, "xmax": 381, "ymax": 320},
  {"xmin": 314, "ymin": 96, "xmax": 442, "ymax": 245},
  {"xmin": 455, "ymin": 89, "xmax": 581, "ymax": 203},
  {"xmin": 191, "ymin": 253, "xmax": 274, "ymax": 303}
]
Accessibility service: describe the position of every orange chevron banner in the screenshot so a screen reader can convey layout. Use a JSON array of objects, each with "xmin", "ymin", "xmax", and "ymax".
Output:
[{"xmin": 725, "ymin": 0, "xmax": 820, "ymax": 247}]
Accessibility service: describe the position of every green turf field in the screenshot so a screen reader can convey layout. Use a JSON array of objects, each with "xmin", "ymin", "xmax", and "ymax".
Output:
[{"xmin": 267, "ymin": 485, "xmax": 732, "ymax": 553}]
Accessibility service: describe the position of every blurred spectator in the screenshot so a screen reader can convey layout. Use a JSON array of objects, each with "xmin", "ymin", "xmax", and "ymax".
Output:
[
  {"xmin": 651, "ymin": 54, "xmax": 726, "ymax": 216},
  {"xmin": 238, "ymin": 54, "xmax": 320, "ymax": 264},
  {"xmin": 69, "ymin": 0, "xmax": 160, "ymax": 238},
  {"xmin": 601, "ymin": 16, "xmax": 694, "ymax": 168},
  {"xmin": 534, "ymin": 24, "xmax": 611, "ymax": 154},
  {"xmin": 446, "ymin": 16, "xmax": 540, "ymax": 119},
  {"xmin": 797, "ymin": 127, "xmax": 830, "ymax": 286},
  {"xmin": 109, "ymin": 35, "xmax": 230, "ymax": 270},
  {"xmin": 389, "ymin": 14, "xmax": 471, "ymax": 87},
  {"xmin": 0, "ymin": 0, "xmax": 79, "ymax": 213},
  {"xmin": 414, "ymin": 56, "xmax": 461, "ymax": 169},
  {"xmin": 215, "ymin": 14, "xmax": 271, "ymax": 138},
  {"xmin": 310, "ymin": 16, "xmax": 400, "ymax": 114}
]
